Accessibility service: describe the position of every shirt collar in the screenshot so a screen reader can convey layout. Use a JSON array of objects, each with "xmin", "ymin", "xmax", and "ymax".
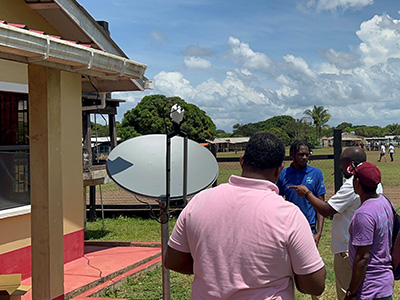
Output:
[
  {"xmin": 287, "ymin": 163, "xmax": 310, "ymax": 174},
  {"xmin": 229, "ymin": 175, "xmax": 279, "ymax": 194}
]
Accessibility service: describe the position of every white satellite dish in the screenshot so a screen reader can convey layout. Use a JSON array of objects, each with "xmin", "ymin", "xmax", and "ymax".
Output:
[{"xmin": 106, "ymin": 134, "xmax": 219, "ymax": 200}]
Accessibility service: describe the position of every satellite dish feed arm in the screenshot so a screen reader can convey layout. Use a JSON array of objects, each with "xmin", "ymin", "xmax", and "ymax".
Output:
[{"xmin": 168, "ymin": 122, "xmax": 187, "ymax": 138}]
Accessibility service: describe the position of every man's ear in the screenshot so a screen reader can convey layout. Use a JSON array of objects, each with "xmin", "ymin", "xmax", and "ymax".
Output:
[
  {"xmin": 275, "ymin": 162, "xmax": 285, "ymax": 178},
  {"xmin": 239, "ymin": 154, "xmax": 244, "ymax": 168},
  {"xmin": 353, "ymin": 177, "xmax": 360, "ymax": 190}
]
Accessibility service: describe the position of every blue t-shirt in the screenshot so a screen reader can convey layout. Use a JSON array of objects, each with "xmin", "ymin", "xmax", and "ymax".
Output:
[{"xmin": 276, "ymin": 164, "xmax": 326, "ymax": 232}]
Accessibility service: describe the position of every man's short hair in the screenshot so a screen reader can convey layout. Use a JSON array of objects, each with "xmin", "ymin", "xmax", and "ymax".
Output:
[
  {"xmin": 290, "ymin": 140, "xmax": 311, "ymax": 155},
  {"xmin": 243, "ymin": 133, "xmax": 285, "ymax": 170}
]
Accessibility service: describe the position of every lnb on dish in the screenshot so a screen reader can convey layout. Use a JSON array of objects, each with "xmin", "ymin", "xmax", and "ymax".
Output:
[{"xmin": 170, "ymin": 104, "xmax": 184, "ymax": 124}]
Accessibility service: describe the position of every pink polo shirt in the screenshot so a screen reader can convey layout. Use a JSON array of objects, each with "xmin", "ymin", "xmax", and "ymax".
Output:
[{"xmin": 168, "ymin": 175, "xmax": 324, "ymax": 300}]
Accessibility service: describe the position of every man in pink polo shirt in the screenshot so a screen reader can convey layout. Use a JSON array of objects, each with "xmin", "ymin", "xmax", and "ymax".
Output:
[{"xmin": 165, "ymin": 133, "xmax": 326, "ymax": 299}]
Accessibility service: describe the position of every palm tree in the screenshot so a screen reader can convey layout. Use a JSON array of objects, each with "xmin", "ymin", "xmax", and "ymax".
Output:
[{"xmin": 303, "ymin": 105, "xmax": 331, "ymax": 140}]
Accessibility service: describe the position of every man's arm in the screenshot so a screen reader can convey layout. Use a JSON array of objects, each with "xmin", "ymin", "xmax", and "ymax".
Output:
[
  {"xmin": 344, "ymin": 245, "xmax": 370, "ymax": 300},
  {"xmin": 289, "ymin": 185, "xmax": 337, "ymax": 217},
  {"xmin": 314, "ymin": 194, "xmax": 325, "ymax": 246},
  {"xmin": 164, "ymin": 245, "xmax": 194, "ymax": 274},
  {"xmin": 294, "ymin": 266, "xmax": 326, "ymax": 296}
]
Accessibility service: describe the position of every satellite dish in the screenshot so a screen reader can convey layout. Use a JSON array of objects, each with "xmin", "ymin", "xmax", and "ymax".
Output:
[{"xmin": 106, "ymin": 134, "xmax": 219, "ymax": 200}]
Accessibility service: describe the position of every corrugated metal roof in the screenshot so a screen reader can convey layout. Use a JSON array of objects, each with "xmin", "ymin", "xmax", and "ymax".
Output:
[
  {"xmin": 0, "ymin": 20, "xmax": 94, "ymax": 48},
  {"xmin": 207, "ymin": 137, "xmax": 250, "ymax": 144},
  {"xmin": 25, "ymin": 0, "xmax": 127, "ymax": 57},
  {"xmin": 0, "ymin": 21, "xmax": 152, "ymax": 92}
]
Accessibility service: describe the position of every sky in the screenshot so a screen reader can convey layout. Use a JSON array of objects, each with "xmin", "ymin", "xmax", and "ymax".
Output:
[{"xmin": 79, "ymin": 0, "xmax": 400, "ymax": 133}]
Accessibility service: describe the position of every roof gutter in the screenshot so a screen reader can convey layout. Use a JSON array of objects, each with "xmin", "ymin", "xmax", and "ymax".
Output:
[{"xmin": 0, "ymin": 22, "xmax": 152, "ymax": 92}]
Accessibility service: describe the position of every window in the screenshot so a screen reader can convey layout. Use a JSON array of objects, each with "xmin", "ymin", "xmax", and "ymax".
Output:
[{"xmin": 0, "ymin": 92, "xmax": 29, "ymax": 211}]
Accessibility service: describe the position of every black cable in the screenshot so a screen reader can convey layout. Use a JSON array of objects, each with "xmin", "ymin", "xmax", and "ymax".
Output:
[
  {"xmin": 83, "ymin": 254, "xmax": 103, "ymax": 278},
  {"xmin": 132, "ymin": 193, "xmax": 169, "ymax": 224}
]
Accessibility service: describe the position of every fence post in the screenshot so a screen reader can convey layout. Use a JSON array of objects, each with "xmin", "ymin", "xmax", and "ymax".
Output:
[
  {"xmin": 333, "ymin": 129, "xmax": 343, "ymax": 193},
  {"xmin": 210, "ymin": 144, "xmax": 218, "ymax": 187}
]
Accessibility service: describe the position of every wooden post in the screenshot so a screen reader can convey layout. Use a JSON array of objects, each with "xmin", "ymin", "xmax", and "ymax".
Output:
[
  {"xmin": 82, "ymin": 112, "xmax": 92, "ymax": 173},
  {"xmin": 29, "ymin": 64, "xmax": 64, "ymax": 300},
  {"xmin": 109, "ymin": 113, "xmax": 117, "ymax": 149}
]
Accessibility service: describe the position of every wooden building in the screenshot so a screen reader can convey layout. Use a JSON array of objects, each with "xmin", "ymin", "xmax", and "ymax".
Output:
[{"xmin": 0, "ymin": 1, "xmax": 151, "ymax": 299}]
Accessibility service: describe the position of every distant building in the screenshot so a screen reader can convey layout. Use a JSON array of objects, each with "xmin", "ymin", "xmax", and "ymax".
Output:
[
  {"xmin": 321, "ymin": 132, "xmax": 364, "ymax": 147},
  {"xmin": 207, "ymin": 137, "xmax": 250, "ymax": 152},
  {"xmin": 88, "ymin": 136, "xmax": 121, "ymax": 161}
]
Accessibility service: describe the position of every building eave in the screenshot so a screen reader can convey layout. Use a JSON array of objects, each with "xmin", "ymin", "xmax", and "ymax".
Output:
[
  {"xmin": 0, "ymin": 22, "xmax": 152, "ymax": 92},
  {"xmin": 25, "ymin": 0, "xmax": 127, "ymax": 57}
]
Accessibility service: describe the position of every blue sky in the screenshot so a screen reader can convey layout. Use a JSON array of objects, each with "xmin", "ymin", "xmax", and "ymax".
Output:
[{"xmin": 79, "ymin": 0, "xmax": 400, "ymax": 133}]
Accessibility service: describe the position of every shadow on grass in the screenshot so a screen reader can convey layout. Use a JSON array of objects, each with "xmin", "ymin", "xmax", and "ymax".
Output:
[{"xmin": 85, "ymin": 229, "xmax": 110, "ymax": 240}]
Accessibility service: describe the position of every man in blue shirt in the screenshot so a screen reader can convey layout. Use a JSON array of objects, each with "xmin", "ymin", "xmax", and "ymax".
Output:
[{"xmin": 277, "ymin": 140, "xmax": 326, "ymax": 247}]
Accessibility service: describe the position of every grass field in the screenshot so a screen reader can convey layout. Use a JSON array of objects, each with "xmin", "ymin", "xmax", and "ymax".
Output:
[
  {"xmin": 217, "ymin": 148, "xmax": 399, "ymax": 199},
  {"xmin": 86, "ymin": 216, "xmax": 400, "ymax": 300},
  {"xmin": 88, "ymin": 147, "xmax": 400, "ymax": 299}
]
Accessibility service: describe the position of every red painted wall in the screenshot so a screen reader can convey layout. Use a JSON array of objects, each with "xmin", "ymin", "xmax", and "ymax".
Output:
[{"xmin": 0, "ymin": 229, "xmax": 84, "ymax": 280}]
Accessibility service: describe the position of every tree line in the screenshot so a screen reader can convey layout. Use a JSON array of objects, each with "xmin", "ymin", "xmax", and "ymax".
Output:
[{"xmin": 90, "ymin": 95, "xmax": 400, "ymax": 146}]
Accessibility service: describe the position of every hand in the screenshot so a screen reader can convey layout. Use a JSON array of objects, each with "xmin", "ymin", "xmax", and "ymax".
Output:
[
  {"xmin": 343, "ymin": 294, "xmax": 356, "ymax": 300},
  {"xmin": 314, "ymin": 233, "xmax": 321, "ymax": 247},
  {"xmin": 288, "ymin": 185, "xmax": 310, "ymax": 198}
]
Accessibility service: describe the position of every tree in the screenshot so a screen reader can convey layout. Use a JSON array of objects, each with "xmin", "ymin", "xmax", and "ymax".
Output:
[
  {"xmin": 232, "ymin": 115, "xmax": 295, "ymax": 137},
  {"xmin": 91, "ymin": 122, "xmax": 108, "ymax": 137},
  {"xmin": 353, "ymin": 125, "xmax": 383, "ymax": 137},
  {"xmin": 216, "ymin": 129, "xmax": 231, "ymax": 138},
  {"xmin": 263, "ymin": 127, "xmax": 291, "ymax": 146},
  {"xmin": 259, "ymin": 115, "xmax": 295, "ymax": 132},
  {"xmin": 284, "ymin": 118, "xmax": 314, "ymax": 142},
  {"xmin": 336, "ymin": 122, "xmax": 353, "ymax": 130},
  {"xmin": 383, "ymin": 123, "xmax": 400, "ymax": 135},
  {"xmin": 120, "ymin": 95, "xmax": 216, "ymax": 142},
  {"xmin": 303, "ymin": 105, "xmax": 331, "ymax": 140},
  {"xmin": 232, "ymin": 122, "xmax": 260, "ymax": 137}
]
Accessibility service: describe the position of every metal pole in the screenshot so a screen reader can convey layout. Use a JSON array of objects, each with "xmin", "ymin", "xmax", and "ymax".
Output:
[
  {"xmin": 160, "ymin": 201, "xmax": 170, "ymax": 300},
  {"xmin": 88, "ymin": 185, "xmax": 96, "ymax": 221},
  {"xmin": 333, "ymin": 128, "xmax": 343, "ymax": 193},
  {"xmin": 161, "ymin": 133, "xmax": 172, "ymax": 300},
  {"xmin": 183, "ymin": 136, "xmax": 188, "ymax": 207},
  {"xmin": 99, "ymin": 184, "xmax": 105, "ymax": 232}
]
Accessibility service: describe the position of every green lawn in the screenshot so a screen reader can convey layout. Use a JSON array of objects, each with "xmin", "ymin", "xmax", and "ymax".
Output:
[
  {"xmin": 216, "ymin": 149, "xmax": 399, "ymax": 194},
  {"xmin": 86, "ymin": 217, "xmax": 400, "ymax": 300},
  {"xmin": 88, "ymin": 147, "xmax": 399, "ymax": 299}
]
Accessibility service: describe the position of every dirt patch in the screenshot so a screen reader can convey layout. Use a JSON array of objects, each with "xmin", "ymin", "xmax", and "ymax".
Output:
[{"xmin": 381, "ymin": 187, "xmax": 400, "ymax": 207}]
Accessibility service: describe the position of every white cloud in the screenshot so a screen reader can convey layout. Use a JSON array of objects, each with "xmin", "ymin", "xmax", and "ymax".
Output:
[
  {"xmin": 183, "ymin": 45, "xmax": 213, "ymax": 57},
  {"xmin": 357, "ymin": 14, "xmax": 400, "ymax": 67},
  {"xmin": 117, "ymin": 14, "xmax": 400, "ymax": 132},
  {"xmin": 283, "ymin": 55, "xmax": 316, "ymax": 78},
  {"xmin": 320, "ymin": 49, "xmax": 361, "ymax": 69},
  {"xmin": 150, "ymin": 30, "xmax": 168, "ymax": 43},
  {"xmin": 184, "ymin": 56, "xmax": 212, "ymax": 69},
  {"xmin": 227, "ymin": 37, "xmax": 272, "ymax": 72},
  {"xmin": 303, "ymin": 0, "xmax": 374, "ymax": 12},
  {"xmin": 153, "ymin": 71, "xmax": 195, "ymax": 101},
  {"xmin": 276, "ymin": 86, "xmax": 299, "ymax": 99},
  {"xmin": 151, "ymin": 69, "xmax": 281, "ymax": 130},
  {"xmin": 318, "ymin": 62, "xmax": 340, "ymax": 75},
  {"xmin": 112, "ymin": 92, "xmax": 137, "ymax": 103}
]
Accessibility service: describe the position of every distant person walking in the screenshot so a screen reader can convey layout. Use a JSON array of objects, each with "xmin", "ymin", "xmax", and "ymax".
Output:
[
  {"xmin": 165, "ymin": 133, "xmax": 326, "ymax": 299},
  {"xmin": 344, "ymin": 162, "xmax": 394, "ymax": 300},
  {"xmin": 389, "ymin": 143, "xmax": 395, "ymax": 162},
  {"xmin": 378, "ymin": 143, "xmax": 386, "ymax": 162}
]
